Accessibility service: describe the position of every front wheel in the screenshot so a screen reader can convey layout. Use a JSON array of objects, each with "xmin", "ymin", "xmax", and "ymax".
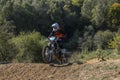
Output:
[{"xmin": 42, "ymin": 46, "xmax": 52, "ymax": 63}]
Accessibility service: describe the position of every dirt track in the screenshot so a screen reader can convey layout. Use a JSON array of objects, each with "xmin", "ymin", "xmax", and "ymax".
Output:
[{"xmin": 0, "ymin": 59, "xmax": 120, "ymax": 80}]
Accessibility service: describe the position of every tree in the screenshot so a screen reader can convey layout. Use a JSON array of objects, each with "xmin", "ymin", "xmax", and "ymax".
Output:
[
  {"xmin": 108, "ymin": 3, "xmax": 120, "ymax": 29},
  {"xmin": 1, "ymin": 0, "xmax": 14, "ymax": 23},
  {"xmin": 0, "ymin": 21, "xmax": 16, "ymax": 62},
  {"xmin": 12, "ymin": 1, "xmax": 36, "ymax": 33},
  {"xmin": 81, "ymin": 0, "xmax": 119, "ymax": 28}
]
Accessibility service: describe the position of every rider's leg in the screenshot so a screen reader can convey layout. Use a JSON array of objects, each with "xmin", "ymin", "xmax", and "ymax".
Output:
[{"xmin": 57, "ymin": 38, "xmax": 63, "ymax": 49}]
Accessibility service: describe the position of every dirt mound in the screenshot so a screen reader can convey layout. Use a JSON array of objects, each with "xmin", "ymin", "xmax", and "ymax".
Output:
[{"xmin": 0, "ymin": 60, "xmax": 120, "ymax": 80}]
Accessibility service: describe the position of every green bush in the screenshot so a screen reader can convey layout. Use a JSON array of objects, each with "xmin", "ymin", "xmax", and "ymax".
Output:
[
  {"xmin": 96, "ymin": 49, "xmax": 111, "ymax": 61},
  {"xmin": 94, "ymin": 30, "xmax": 113, "ymax": 49},
  {"xmin": 81, "ymin": 36, "xmax": 93, "ymax": 52},
  {"xmin": 0, "ymin": 38, "xmax": 16, "ymax": 62},
  {"xmin": 108, "ymin": 33, "xmax": 120, "ymax": 54},
  {"xmin": 78, "ymin": 25, "xmax": 95, "ymax": 51},
  {"xmin": 68, "ymin": 51, "xmax": 98, "ymax": 63},
  {"xmin": 69, "ymin": 49, "xmax": 113, "ymax": 63},
  {"xmin": 10, "ymin": 31, "xmax": 46, "ymax": 63}
]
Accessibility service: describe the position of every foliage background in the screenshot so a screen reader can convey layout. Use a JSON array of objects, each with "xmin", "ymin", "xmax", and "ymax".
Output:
[{"xmin": 0, "ymin": 0, "xmax": 120, "ymax": 62}]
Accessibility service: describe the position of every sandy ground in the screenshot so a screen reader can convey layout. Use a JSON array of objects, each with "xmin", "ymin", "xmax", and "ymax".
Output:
[{"xmin": 0, "ymin": 59, "xmax": 120, "ymax": 80}]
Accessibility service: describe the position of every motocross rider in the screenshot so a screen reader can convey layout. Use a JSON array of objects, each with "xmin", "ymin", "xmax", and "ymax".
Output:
[{"xmin": 49, "ymin": 22, "xmax": 65, "ymax": 50}]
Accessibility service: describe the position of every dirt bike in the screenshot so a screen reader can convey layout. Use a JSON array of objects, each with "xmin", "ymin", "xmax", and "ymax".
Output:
[{"xmin": 42, "ymin": 36, "xmax": 67, "ymax": 64}]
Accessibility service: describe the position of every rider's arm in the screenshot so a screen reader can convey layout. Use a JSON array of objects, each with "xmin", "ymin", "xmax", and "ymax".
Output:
[{"xmin": 48, "ymin": 31, "xmax": 55, "ymax": 37}]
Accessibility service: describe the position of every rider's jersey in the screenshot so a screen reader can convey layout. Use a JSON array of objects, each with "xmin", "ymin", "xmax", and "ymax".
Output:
[{"xmin": 49, "ymin": 28, "xmax": 65, "ymax": 39}]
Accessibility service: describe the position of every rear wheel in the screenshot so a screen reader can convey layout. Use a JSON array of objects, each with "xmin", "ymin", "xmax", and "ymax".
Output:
[{"xmin": 42, "ymin": 46, "xmax": 52, "ymax": 63}]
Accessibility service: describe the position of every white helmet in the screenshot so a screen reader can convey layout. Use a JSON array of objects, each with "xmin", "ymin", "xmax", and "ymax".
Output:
[
  {"xmin": 51, "ymin": 22, "xmax": 59, "ymax": 31},
  {"xmin": 51, "ymin": 23, "xmax": 59, "ymax": 28}
]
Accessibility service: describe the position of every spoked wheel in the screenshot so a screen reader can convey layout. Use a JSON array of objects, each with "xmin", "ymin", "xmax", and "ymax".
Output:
[
  {"xmin": 42, "ymin": 46, "xmax": 52, "ymax": 63},
  {"xmin": 55, "ymin": 49, "xmax": 67, "ymax": 64}
]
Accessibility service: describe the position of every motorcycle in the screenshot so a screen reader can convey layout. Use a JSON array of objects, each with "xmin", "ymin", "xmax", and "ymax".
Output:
[{"xmin": 42, "ymin": 36, "xmax": 67, "ymax": 64}]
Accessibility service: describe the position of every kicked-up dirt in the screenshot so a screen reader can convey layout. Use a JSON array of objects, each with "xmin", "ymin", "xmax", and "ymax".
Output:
[{"xmin": 0, "ymin": 59, "xmax": 120, "ymax": 80}]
